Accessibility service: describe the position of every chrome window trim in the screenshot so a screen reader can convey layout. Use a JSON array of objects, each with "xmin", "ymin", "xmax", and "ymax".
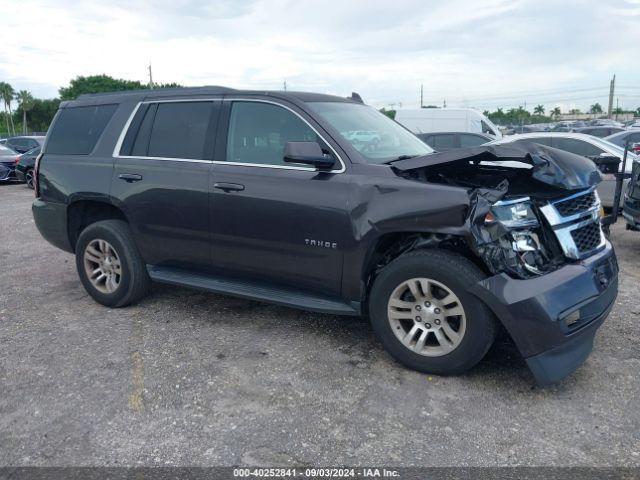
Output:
[{"xmin": 112, "ymin": 98, "xmax": 346, "ymax": 173}]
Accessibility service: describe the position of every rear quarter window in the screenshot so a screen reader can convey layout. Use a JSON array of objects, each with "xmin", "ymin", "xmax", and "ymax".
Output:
[{"xmin": 46, "ymin": 104, "xmax": 118, "ymax": 155}]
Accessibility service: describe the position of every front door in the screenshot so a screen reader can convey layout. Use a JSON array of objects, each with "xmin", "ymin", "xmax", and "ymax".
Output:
[{"xmin": 209, "ymin": 100, "xmax": 351, "ymax": 295}]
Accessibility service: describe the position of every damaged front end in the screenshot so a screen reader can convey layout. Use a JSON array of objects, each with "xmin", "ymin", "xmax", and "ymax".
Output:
[
  {"xmin": 391, "ymin": 143, "xmax": 618, "ymax": 385},
  {"xmin": 391, "ymin": 143, "xmax": 605, "ymax": 279}
]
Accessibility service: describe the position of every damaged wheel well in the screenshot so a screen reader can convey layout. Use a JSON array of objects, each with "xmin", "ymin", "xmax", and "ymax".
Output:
[{"xmin": 362, "ymin": 232, "xmax": 490, "ymax": 303}]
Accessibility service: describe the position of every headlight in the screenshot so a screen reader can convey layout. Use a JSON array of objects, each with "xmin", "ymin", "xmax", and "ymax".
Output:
[{"xmin": 486, "ymin": 197, "xmax": 539, "ymax": 229}]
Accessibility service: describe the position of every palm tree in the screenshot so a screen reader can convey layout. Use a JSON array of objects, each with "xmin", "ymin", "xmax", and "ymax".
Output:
[
  {"xmin": 551, "ymin": 107, "xmax": 561, "ymax": 119},
  {"xmin": 0, "ymin": 82, "xmax": 16, "ymax": 135},
  {"xmin": 15, "ymin": 90, "xmax": 34, "ymax": 134},
  {"xmin": 534, "ymin": 104, "xmax": 545, "ymax": 116}
]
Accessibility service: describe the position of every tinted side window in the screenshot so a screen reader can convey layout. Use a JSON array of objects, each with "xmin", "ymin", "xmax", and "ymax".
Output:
[
  {"xmin": 431, "ymin": 134, "xmax": 455, "ymax": 150},
  {"xmin": 459, "ymin": 134, "xmax": 487, "ymax": 147},
  {"xmin": 226, "ymin": 102, "xmax": 318, "ymax": 166},
  {"xmin": 553, "ymin": 138, "xmax": 604, "ymax": 156},
  {"xmin": 47, "ymin": 104, "xmax": 117, "ymax": 155},
  {"xmin": 481, "ymin": 120, "xmax": 495, "ymax": 135},
  {"xmin": 147, "ymin": 102, "xmax": 213, "ymax": 159}
]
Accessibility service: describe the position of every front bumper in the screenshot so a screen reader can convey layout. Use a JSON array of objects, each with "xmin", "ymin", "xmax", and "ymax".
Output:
[
  {"xmin": 469, "ymin": 241, "xmax": 618, "ymax": 386},
  {"xmin": 0, "ymin": 163, "xmax": 16, "ymax": 181}
]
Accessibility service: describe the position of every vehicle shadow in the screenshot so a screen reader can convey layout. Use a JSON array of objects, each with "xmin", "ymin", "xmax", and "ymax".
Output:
[{"xmin": 147, "ymin": 283, "xmax": 537, "ymax": 389}]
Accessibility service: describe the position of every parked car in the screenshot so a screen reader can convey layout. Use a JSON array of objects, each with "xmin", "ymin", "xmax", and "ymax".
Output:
[
  {"xmin": 603, "ymin": 130, "xmax": 640, "ymax": 149},
  {"xmin": 623, "ymin": 156, "xmax": 640, "ymax": 230},
  {"xmin": 490, "ymin": 132, "xmax": 638, "ymax": 207},
  {"xmin": 3, "ymin": 136, "xmax": 45, "ymax": 154},
  {"xmin": 0, "ymin": 143, "xmax": 21, "ymax": 182},
  {"xmin": 395, "ymin": 108, "xmax": 502, "ymax": 139},
  {"xmin": 572, "ymin": 126, "xmax": 625, "ymax": 138},
  {"xmin": 510, "ymin": 125, "xmax": 546, "ymax": 134},
  {"xmin": 417, "ymin": 132, "xmax": 492, "ymax": 151},
  {"xmin": 32, "ymin": 87, "xmax": 618, "ymax": 386},
  {"xmin": 15, "ymin": 146, "xmax": 41, "ymax": 189}
]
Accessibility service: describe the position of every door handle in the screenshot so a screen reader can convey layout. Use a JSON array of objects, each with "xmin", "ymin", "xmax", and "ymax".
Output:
[
  {"xmin": 214, "ymin": 182, "xmax": 245, "ymax": 192},
  {"xmin": 118, "ymin": 173, "xmax": 143, "ymax": 183}
]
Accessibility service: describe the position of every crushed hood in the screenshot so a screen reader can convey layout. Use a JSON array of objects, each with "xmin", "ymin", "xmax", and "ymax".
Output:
[{"xmin": 391, "ymin": 143, "xmax": 602, "ymax": 191}]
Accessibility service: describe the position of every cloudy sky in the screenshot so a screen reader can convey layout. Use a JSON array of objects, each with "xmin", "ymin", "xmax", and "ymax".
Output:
[{"xmin": 1, "ymin": 0, "xmax": 639, "ymax": 112}]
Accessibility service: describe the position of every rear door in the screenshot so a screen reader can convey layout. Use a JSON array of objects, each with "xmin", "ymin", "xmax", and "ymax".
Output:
[
  {"xmin": 111, "ymin": 99, "xmax": 220, "ymax": 270},
  {"xmin": 209, "ymin": 99, "xmax": 351, "ymax": 295}
]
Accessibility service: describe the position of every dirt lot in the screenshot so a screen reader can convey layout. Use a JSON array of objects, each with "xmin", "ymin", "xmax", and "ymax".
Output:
[{"xmin": 1, "ymin": 182, "xmax": 639, "ymax": 467}]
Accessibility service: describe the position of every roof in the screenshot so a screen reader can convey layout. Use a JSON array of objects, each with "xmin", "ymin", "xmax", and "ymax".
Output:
[{"xmin": 69, "ymin": 86, "xmax": 354, "ymax": 106}]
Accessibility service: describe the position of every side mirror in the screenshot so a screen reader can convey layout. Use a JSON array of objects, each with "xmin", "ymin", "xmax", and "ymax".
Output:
[
  {"xmin": 283, "ymin": 142, "xmax": 335, "ymax": 170},
  {"xmin": 592, "ymin": 154, "xmax": 620, "ymax": 174}
]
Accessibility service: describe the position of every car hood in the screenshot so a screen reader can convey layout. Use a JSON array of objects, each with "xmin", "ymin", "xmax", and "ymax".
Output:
[{"xmin": 390, "ymin": 143, "xmax": 602, "ymax": 191}]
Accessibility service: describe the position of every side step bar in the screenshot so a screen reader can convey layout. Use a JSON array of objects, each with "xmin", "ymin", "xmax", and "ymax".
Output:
[{"xmin": 147, "ymin": 265, "xmax": 361, "ymax": 316}]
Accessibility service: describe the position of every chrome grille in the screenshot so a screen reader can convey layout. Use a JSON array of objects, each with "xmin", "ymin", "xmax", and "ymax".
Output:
[
  {"xmin": 539, "ymin": 188, "xmax": 605, "ymax": 260},
  {"xmin": 570, "ymin": 222, "xmax": 602, "ymax": 253},
  {"xmin": 554, "ymin": 191, "xmax": 597, "ymax": 217}
]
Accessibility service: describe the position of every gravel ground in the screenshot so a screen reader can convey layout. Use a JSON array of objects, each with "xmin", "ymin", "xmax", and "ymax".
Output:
[{"xmin": 0, "ymin": 182, "xmax": 638, "ymax": 467}]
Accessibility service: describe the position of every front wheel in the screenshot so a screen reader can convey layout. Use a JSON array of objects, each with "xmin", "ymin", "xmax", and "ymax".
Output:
[
  {"xmin": 368, "ymin": 249, "xmax": 497, "ymax": 376},
  {"xmin": 75, "ymin": 220, "xmax": 150, "ymax": 307}
]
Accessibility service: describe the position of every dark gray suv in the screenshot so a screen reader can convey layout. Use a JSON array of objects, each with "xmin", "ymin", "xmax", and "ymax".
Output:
[{"xmin": 31, "ymin": 87, "xmax": 618, "ymax": 385}]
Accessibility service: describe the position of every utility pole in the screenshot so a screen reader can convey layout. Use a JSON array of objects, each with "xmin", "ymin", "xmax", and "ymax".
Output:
[
  {"xmin": 443, "ymin": 99, "xmax": 446, "ymax": 108},
  {"xmin": 420, "ymin": 84, "xmax": 423, "ymax": 108},
  {"xmin": 607, "ymin": 74, "xmax": 615, "ymax": 118},
  {"xmin": 148, "ymin": 63, "xmax": 154, "ymax": 89},
  {"xmin": 283, "ymin": 79, "xmax": 287, "ymax": 91},
  {"xmin": 615, "ymin": 97, "xmax": 619, "ymax": 120}
]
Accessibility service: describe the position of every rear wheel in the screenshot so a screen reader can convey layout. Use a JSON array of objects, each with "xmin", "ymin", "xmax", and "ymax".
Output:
[
  {"xmin": 369, "ymin": 249, "xmax": 496, "ymax": 375},
  {"xmin": 75, "ymin": 220, "xmax": 150, "ymax": 307},
  {"xmin": 25, "ymin": 169, "xmax": 34, "ymax": 189}
]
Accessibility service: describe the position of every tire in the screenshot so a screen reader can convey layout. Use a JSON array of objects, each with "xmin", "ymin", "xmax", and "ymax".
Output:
[
  {"xmin": 75, "ymin": 220, "xmax": 150, "ymax": 307},
  {"xmin": 369, "ymin": 249, "xmax": 496, "ymax": 376},
  {"xmin": 25, "ymin": 169, "xmax": 34, "ymax": 189}
]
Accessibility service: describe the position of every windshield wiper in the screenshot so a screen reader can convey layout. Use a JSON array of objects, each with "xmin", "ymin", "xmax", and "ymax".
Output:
[{"xmin": 385, "ymin": 154, "xmax": 420, "ymax": 165}]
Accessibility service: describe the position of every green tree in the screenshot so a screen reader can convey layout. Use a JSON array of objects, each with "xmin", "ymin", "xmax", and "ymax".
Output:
[
  {"xmin": 569, "ymin": 108, "xmax": 582, "ymax": 115},
  {"xmin": 534, "ymin": 104, "xmax": 545, "ymax": 115},
  {"xmin": 59, "ymin": 74, "xmax": 145, "ymax": 100},
  {"xmin": 0, "ymin": 82, "xmax": 16, "ymax": 135},
  {"xmin": 14, "ymin": 98, "xmax": 60, "ymax": 132},
  {"xmin": 379, "ymin": 107, "xmax": 396, "ymax": 119},
  {"xmin": 15, "ymin": 90, "xmax": 34, "ymax": 133},
  {"xmin": 551, "ymin": 107, "xmax": 561, "ymax": 119},
  {"xmin": 589, "ymin": 103, "xmax": 603, "ymax": 115},
  {"xmin": 59, "ymin": 74, "xmax": 182, "ymax": 100}
]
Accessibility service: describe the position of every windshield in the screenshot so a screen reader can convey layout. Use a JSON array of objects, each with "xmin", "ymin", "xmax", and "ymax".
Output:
[{"xmin": 308, "ymin": 102, "xmax": 433, "ymax": 163}]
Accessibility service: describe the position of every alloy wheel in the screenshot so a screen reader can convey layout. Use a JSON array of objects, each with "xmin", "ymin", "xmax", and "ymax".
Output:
[
  {"xmin": 387, "ymin": 277, "xmax": 466, "ymax": 357},
  {"xmin": 83, "ymin": 239, "xmax": 122, "ymax": 294}
]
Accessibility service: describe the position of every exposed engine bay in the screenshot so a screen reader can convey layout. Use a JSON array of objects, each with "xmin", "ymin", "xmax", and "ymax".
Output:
[{"xmin": 391, "ymin": 143, "xmax": 605, "ymax": 279}]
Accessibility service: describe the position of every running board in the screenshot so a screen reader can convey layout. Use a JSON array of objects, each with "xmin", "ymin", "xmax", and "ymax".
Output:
[{"xmin": 147, "ymin": 265, "xmax": 360, "ymax": 316}]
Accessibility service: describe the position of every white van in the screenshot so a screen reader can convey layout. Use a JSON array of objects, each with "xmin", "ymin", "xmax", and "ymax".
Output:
[{"xmin": 395, "ymin": 108, "xmax": 502, "ymax": 140}]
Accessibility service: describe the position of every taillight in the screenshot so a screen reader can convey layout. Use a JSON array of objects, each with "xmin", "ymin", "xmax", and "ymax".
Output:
[
  {"xmin": 14, "ymin": 156, "xmax": 20, "ymax": 164},
  {"xmin": 34, "ymin": 152, "xmax": 43, "ymax": 197}
]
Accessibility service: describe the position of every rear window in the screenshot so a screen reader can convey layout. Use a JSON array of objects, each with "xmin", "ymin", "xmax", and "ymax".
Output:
[
  {"xmin": 46, "ymin": 104, "xmax": 117, "ymax": 155},
  {"xmin": 121, "ymin": 101, "xmax": 214, "ymax": 160}
]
